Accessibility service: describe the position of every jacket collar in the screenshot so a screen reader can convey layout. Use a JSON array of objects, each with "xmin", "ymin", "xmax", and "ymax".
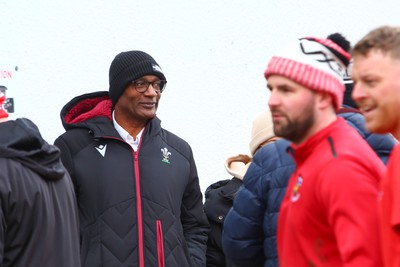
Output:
[{"xmin": 289, "ymin": 117, "xmax": 344, "ymax": 165}]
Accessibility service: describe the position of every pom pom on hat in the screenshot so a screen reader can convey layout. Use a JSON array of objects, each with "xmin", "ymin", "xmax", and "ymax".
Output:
[
  {"xmin": 249, "ymin": 109, "xmax": 275, "ymax": 156},
  {"xmin": 264, "ymin": 35, "xmax": 351, "ymax": 110},
  {"xmin": 326, "ymin": 33, "xmax": 351, "ymax": 53},
  {"xmin": 108, "ymin": 50, "xmax": 166, "ymax": 107}
]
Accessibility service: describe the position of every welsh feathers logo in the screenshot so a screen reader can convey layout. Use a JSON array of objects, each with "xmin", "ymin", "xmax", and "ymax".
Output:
[
  {"xmin": 161, "ymin": 148, "xmax": 171, "ymax": 164},
  {"xmin": 291, "ymin": 175, "xmax": 303, "ymax": 202}
]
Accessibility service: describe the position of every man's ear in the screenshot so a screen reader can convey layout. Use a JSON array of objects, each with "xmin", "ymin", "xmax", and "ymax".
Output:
[{"xmin": 316, "ymin": 91, "xmax": 334, "ymax": 110}]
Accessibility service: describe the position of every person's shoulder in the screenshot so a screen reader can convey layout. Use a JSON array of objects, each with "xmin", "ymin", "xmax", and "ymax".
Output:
[
  {"xmin": 160, "ymin": 127, "xmax": 186, "ymax": 141},
  {"xmin": 317, "ymin": 157, "xmax": 381, "ymax": 200},
  {"xmin": 56, "ymin": 127, "xmax": 93, "ymax": 143},
  {"xmin": 159, "ymin": 127, "xmax": 193, "ymax": 155},
  {"xmin": 0, "ymin": 157, "xmax": 19, "ymax": 171},
  {"xmin": 205, "ymin": 179, "xmax": 231, "ymax": 195},
  {"xmin": 322, "ymin": 150, "xmax": 383, "ymax": 181},
  {"xmin": 333, "ymin": 115, "xmax": 394, "ymax": 152},
  {"xmin": 249, "ymin": 139, "xmax": 294, "ymax": 178},
  {"xmin": 255, "ymin": 139, "xmax": 292, "ymax": 163},
  {"xmin": 339, "ymin": 110, "xmax": 367, "ymax": 136},
  {"xmin": 153, "ymin": 117, "xmax": 189, "ymax": 146},
  {"xmin": 54, "ymin": 127, "xmax": 94, "ymax": 155},
  {"xmin": 273, "ymin": 138, "xmax": 292, "ymax": 150},
  {"xmin": 338, "ymin": 108, "xmax": 394, "ymax": 145},
  {"xmin": 205, "ymin": 178, "xmax": 241, "ymax": 201}
]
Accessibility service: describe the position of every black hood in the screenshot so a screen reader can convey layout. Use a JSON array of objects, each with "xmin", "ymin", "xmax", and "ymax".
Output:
[
  {"xmin": 0, "ymin": 118, "xmax": 65, "ymax": 180},
  {"xmin": 60, "ymin": 91, "xmax": 112, "ymax": 131}
]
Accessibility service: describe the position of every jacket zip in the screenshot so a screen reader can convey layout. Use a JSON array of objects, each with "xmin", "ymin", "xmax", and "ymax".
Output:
[
  {"xmin": 107, "ymin": 123, "xmax": 150, "ymax": 267},
  {"xmin": 133, "ymin": 124, "xmax": 150, "ymax": 267},
  {"xmin": 156, "ymin": 220, "xmax": 165, "ymax": 267},
  {"xmin": 134, "ymin": 151, "xmax": 144, "ymax": 267}
]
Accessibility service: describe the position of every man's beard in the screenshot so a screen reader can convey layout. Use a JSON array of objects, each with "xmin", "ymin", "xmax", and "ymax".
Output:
[{"xmin": 273, "ymin": 103, "xmax": 315, "ymax": 144}]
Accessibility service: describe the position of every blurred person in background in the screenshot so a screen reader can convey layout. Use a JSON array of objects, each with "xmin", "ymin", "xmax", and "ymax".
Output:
[
  {"xmin": 0, "ymin": 116, "xmax": 80, "ymax": 266},
  {"xmin": 221, "ymin": 112, "xmax": 295, "ymax": 267},
  {"xmin": 205, "ymin": 109, "xmax": 284, "ymax": 267},
  {"xmin": 352, "ymin": 25, "xmax": 400, "ymax": 267}
]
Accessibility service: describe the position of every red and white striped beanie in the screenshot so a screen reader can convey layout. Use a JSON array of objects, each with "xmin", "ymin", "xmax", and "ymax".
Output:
[{"xmin": 264, "ymin": 37, "xmax": 351, "ymax": 110}]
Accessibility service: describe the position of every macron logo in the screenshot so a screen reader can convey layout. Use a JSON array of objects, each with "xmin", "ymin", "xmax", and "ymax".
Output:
[{"xmin": 95, "ymin": 144, "xmax": 107, "ymax": 157}]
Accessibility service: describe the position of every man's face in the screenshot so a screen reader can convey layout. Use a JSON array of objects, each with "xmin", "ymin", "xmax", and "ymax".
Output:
[
  {"xmin": 115, "ymin": 75, "xmax": 162, "ymax": 125},
  {"xmin": 267, "ymin": 75, "xmax": 316, "ymax": 144},
  {"xmin": 352, "ymin": 50, "xmax": 400, "ymax": 137}
]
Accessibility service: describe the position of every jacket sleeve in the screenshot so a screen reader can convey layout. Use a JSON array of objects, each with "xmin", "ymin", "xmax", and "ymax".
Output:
[
  {"xmin": 206, "ymin": 221, "xmax": 225, "ymax": 267},
  {"xmin": 221, "ymin": 157, "xmax": 266, "ymax": 267},
  {"xmin": 54, "ymin": 135, "xmax": 83, "ymax": 217},
  {"xmin": 54, "ymin": 136, "xmax": 77, "ymax": 188},
  {"xmin": 204, "ymin": 178, "xmax": 241, "ymax": 267},
  {"xmin": 320, "ymin": 159, "xmax": 382, "ymax": 266},
  {"xmin": 181, "ymin": 153, "xmax": 210, "ymax": 267}
]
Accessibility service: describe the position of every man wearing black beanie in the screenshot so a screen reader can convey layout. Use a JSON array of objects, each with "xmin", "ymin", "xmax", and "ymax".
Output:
[
  {"xmin": 55, "ymin": 50, "xmax": 209, "ymax": 267},
  {"xmin": 108, "ymin": 51, "xmax": 166, "ymax": 107}
]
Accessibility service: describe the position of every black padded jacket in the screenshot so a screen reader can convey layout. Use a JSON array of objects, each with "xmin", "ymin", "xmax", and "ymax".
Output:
[{"xmin": 54, "ymin": 91, "xmax": 209, "ymax": 267}]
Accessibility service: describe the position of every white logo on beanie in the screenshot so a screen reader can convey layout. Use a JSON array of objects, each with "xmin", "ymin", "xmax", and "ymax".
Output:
[
  {"xmin": 152, "ymin": 64, "xmax": 163, "ymax": 73},
  {"xmin": 299, "ymin": 38, "xmax": 346, "ymax": 78},
  {"xmin": 275, "ymin": 38, "xmax": 346, "ymax": 81},
  {"xmin": 264, "ymin": 37, "xmax": 351, "ymax": 110}
]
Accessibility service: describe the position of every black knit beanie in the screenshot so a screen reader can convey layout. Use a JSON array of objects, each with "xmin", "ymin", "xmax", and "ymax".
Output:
[{"xmin": 108, "ymin": 50, "xmax": 166, "ymax": 107}]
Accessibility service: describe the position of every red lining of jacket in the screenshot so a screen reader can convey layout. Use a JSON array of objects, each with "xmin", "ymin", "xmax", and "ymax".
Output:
[{"xmin": 65, "ymin": 96, "xmax": 112, "ymax": 124}]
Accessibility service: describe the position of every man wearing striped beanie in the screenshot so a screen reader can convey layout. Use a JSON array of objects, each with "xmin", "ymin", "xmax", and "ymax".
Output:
[{"xmin": 265, "ymin": 35, "xmax": 385, "ymax": 266}]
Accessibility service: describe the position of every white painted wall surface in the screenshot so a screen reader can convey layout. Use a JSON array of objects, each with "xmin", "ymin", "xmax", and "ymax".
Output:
[{"xmin": 1, "ymin": 0, "xmax": 399, "ymax": 194}]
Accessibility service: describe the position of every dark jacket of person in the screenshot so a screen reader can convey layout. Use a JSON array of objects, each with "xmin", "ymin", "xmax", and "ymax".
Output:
[
  {"xmin": 204, "ymin": 178, "xmax": 242, "ymax": 267},
  {"xmin": 0, "ymin": 118, "xmax": 80, "ymax": 267},
  {"xmin": 54, "ymin": 91, "xmax": 209, "ymax": 267},
  {"xmin": 221, "ymin": 110, "xmax": 395, "ymax": 267}
]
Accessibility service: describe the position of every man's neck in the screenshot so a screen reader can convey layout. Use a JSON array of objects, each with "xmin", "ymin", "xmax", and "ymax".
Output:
[{"xmin": 113, "ymin": 110, "xmax": 146, "ymax": 138}]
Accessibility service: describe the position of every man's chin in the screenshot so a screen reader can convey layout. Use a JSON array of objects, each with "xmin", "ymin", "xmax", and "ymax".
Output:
[
  {"xmin": 365, "ymin": 121, "xmax": 385, "ymax": 134},
  {"xmin": 273, "ymin": 127, "xmax": 286, "ymax": 138}
]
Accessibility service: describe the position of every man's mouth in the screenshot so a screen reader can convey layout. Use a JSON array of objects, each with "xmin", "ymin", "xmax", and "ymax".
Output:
[
  {"xmin": 359, "ymin": 105, "xmax": 374, "ymax": 114},
  {"xmin": 271, "ymin": 111, "xmax": 284, "ymax": 120},
  {"xmin": 141, "ymin": 102, "xmax": 156, "ymax": 108}
]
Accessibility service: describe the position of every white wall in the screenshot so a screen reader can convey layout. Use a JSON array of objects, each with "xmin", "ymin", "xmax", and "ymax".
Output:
[{"xmin": 1, "ymin": 0, "xmax": 399, "ymax": 194}]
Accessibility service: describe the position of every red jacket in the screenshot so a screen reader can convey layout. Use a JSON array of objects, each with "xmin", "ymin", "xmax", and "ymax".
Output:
[
  {"xmin": 278, "ymin": 117, "xmax": 384, "ymax": 267},
  {"xmin": 380, "ymin": 143, "xmax": 400, "ymax": 267}
]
